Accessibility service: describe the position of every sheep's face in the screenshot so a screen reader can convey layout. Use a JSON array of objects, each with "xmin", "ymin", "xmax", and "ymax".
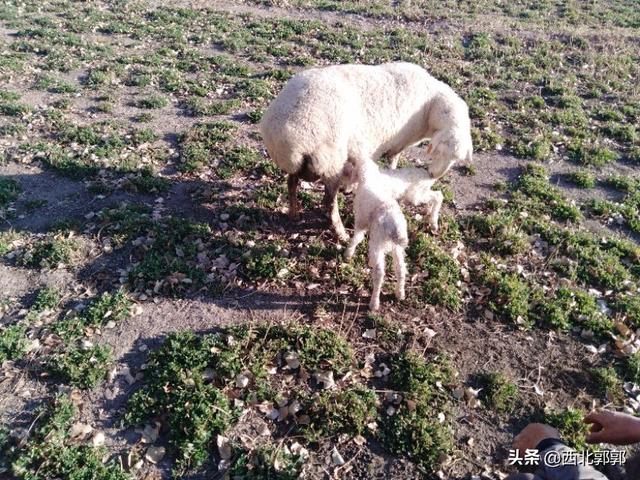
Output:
[{"xmin": 426, "ymin": 128, "xmax": 473, "ymax": 179}]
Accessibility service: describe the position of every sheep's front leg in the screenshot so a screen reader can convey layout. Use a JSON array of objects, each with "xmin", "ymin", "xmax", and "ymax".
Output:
[
  {"xmin": 369, "ymin": 250, "xmax": 386, "ymax": 311},
  {"xmin": 391, "ymin": 246, "xmax": 406, "ymax": 301},
  {"xmin": 345, "ymin": 227, "xmax": 366, "ymax": 260},
  {"xmin": 323, "ymin": 180, "xmax": 348, "ymax": 242},
  {"xmin": 287, "ymin": 174, "xmax": 301, "ymax": 220}
]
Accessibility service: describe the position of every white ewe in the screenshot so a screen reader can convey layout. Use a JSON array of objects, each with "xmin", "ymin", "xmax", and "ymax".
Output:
[
  {"xmin": 344, "ymin": 162, "xmax": 408, "ymax": 311},
  {"xmin": 259, "ymin": 61, "xmax": 472, "ymax": 241}
]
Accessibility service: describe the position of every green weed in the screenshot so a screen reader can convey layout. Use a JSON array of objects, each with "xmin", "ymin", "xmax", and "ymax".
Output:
[
  {"xmin": 478, "ymin": 372, "xmax": 518, "ymax": 413},
  {"xmin": 10, "ymin": 396, "xmax": 131, "ymax": 480},
  {"xmin": 380, "ymin": 352, "xmax": 453, "ymax": 473},
  {"xmin": 0, "ymin": 324, "xmax": 28, "ymax": 363}
]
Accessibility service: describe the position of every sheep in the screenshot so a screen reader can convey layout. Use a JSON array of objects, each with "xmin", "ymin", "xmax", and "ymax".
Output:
[
  {"xmin": 340, "ymin": 164, "xmax": 444, "ymax": 234},
  {"xmin": 344, "ymin": 161, "xmax": 408, "ymax": 311},
  {"xmin": 379, "ymin": 167, "xmax": 444, "ymax": 234},
  {"xmin": 259, "ymin": 61, "xmax": 472, "ymax": 241}
]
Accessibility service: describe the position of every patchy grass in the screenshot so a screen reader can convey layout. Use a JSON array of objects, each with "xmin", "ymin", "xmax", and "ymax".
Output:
[
  {"xmin": 43, "ymin": 290, "xmax": 131, "ymax": 388},
  {"xmin": 407, "ymin": 232, "xmax": 462, "ymax": 311},
  {"xmin": 379, "ymin": 352, "xmax": 454, "ymax": 472},
  {"xmin": 479, "ymin": 260, "xmax": 532, "ymax": 327},
  {"xmin": 19, "ymin": 234, "xmax": 80, "ymax": 269},
  {"xmin": 590, "ymin": 366, "xmax": 624, "ymax": 401},
  {"xmin": 0, "ymin": 324, "xmax": 28, "ymax": 363},
  {"xmin": 47, "ymin": 344, "xmax": 113, "ymax": 389},
  {"xmin": 9, "ymin": 396, "xmax": 132, "ymax": 480},
  {"xmin": 0, "ymin": 178, "xmax": 20, "ymax": 207},
  {"xmin": 306, "ymin": 385, "xmax": 378, "ymax": 441},
  {"xmin": 566, "ymin": 170, "xmax": 596, "ymax": 188},
  {"xmin": 27, "ymin": 286, "xmax": 62, "ymax": 320},
  {"xmin": 545, "ymin": 408, "xmax": 591, "ymax": 452},
  {"xmin": 178, "ymin": 121, "xmax": 236, "ymax": 172},
  {"xmin": 135, "ymin": 94, "xmax": 169, "ymax": 109},
  {"xmin": 230, "ymin": 447, "xmax": 305, "ymax": 480},
  {"xmin": 124, "ymin": 324, "xmax": 392, "ymax": 474},
  {"xmin": 478, "ymin": 372, "xmax": 518, "ymax": 413}
]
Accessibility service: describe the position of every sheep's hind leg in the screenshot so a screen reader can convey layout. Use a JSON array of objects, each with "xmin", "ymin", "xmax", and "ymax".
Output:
[
  {"xmin": 323, "ymin": 179, "xmax": 348, "ymax": 242},
  {"xmin": 287, "ymin": 174, "xmax": 301, "ymax": 221},
  {"xmin": 391, "ymin": 245, "xmax": 406, "ymax": 301}
]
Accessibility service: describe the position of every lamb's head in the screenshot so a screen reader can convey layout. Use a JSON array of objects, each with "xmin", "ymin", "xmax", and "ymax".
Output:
[
  {"xmin": 339, "ymin": 159, "xmax": 359, "ymax": 192},
  {"xmin": 426, "ymin": 127, "xmax": 473, "ymax": 179}
]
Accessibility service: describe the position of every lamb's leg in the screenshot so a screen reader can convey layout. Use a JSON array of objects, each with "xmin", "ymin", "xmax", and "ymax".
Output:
[
  {"xmin": 389, "ymin": 153, "xmax": 401, "ymax": 170},
  {"xmin": 345, "ymin": 227, "xmax": 366, "ymax": 260},
  {"xmin": 323, "ymin": 179, "xmax": 348, "ymax": 242},
  {"xmin": 427, "ymin": 191, "xmax": 444, "ymax": 234},
  {"xmin": 287, "ymin": 174, "xmax": 300, "ymax": 220},
  {"xmin": 369, "ymin": 250, "xmax": 385, "ymax": 311},
  {"xmin": 391, "ymin": 245, "xmax": 406, "ymax": 301}
]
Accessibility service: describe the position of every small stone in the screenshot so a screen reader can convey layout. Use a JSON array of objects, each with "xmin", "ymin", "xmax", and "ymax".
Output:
[
  {"xmin": 235, "ymin": 372, "xmax": 250, "ymax": 389},
  {"xmin": 92, "ymin": 432, "xmax": 105, "ymax": 446},
  {"xmin": 331, "ymin": 447, "xmax": 345, "ymax": 466},
  {"xmin": 145, "ymin": 446, "xmax": 165, "ymax": 464},
  {"xmin": 217, "ymin": 434, "xmax": 232, "ymax": 460},
  {"xmin": 69, "ymin": 422, "xmax": 93, "ymax": 439},
  {"xmin": 362, "ymin": 329, "xmax": 376, "ymax": 339}
]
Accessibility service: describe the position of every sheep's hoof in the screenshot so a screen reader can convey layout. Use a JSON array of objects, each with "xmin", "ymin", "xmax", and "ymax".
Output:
[
  {"xmin": 344, "ymin": 250, "xmax": 354, "ymax": 261},
  {"xmin": 396, "ymin": 290, "xmax": 405, "ymax": 301}
]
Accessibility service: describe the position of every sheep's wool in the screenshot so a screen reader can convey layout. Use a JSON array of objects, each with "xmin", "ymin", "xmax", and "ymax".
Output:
[{"xmin": 260, "ymin": 62, "xmax": 472, "ymax": 181}]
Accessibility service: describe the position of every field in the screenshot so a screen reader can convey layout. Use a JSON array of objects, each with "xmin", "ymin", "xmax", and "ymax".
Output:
[{"xmin": 1, "ymin": 0, "xmax": 640, "ymax": 478}]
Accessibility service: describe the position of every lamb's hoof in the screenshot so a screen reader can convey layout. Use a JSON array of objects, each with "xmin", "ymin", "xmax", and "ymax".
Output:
[
  {"xmin": 344, "ymin": 250, "xmax": 354, "ymax": 261},
  {"xmin": 369, "ymin": 299, "xmax": 380, "ymax": 311},
  {"xmin": 430, "ymin": 226, "xmax": 439, "ymax": 235},
  {"xmin": 396, "ymin": 290, "xmax": 405, "ymax": 301}
]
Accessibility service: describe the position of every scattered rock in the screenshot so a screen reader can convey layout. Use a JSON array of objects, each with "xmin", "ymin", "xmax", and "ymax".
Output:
[
  {"xmin": 92, "ymin": 431, "xmax": 105, "ymax": 447},
  {"xmin": 145, "ymin": 445, "xmax": 165, "ymax": 464},
  {"xmin": 331, "ymin": 447, "xmax": 345, "ymax": 466}
]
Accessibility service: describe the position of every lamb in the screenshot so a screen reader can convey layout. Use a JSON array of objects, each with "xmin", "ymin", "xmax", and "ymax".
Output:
[
  {"xmin": 379, "ymin": 167, "xmax": 444, "ymax": 234},
  {"xmin": 344, "ymin": 161, "xmax": 408, "ymax": 311},
  {"xmin": 259, "ymin": 61, "xmax": 472, "ymax": 241}
]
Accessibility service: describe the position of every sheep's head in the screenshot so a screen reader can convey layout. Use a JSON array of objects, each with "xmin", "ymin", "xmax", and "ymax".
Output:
[{"xmin": 426, "ymin": 127, "xmax": 473, "ymax": 179}]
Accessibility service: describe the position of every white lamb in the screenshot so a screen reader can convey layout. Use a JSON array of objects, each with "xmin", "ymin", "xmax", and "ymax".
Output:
[
  {"xmin": 344, "ymin": 161, "xmax": 408, "ymax": 311},
  {"xmin": 379, "ymin": 167, "xmax": 444, "ymax": 234},
  {"xmin": 259, "ymin": 61, "xmax": 472, "ymax": 241}
]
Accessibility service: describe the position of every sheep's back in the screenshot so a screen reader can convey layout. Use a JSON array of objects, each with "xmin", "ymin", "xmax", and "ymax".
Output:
[{"xmin": 260, "ymin": 62, "xmax": 445, "ymax": 175}]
